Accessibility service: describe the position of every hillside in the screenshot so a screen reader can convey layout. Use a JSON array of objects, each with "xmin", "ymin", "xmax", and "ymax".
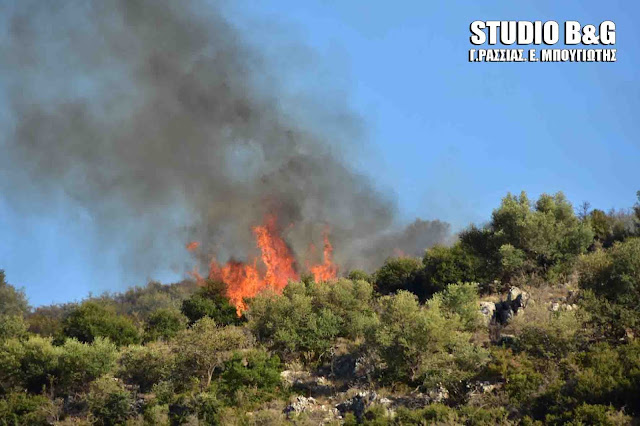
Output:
[{"xmin": 1, "ymin": 190, "xmax": 640, "ymax": 425}]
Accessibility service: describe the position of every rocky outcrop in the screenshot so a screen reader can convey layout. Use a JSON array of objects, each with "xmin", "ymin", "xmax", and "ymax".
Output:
[
  {"xmin": 335, "ymin": 391, "xmax": 379, "ymax": 421},
  {"xmin": 466, "ymin": 380, "xmax": 499, "ymax": 396},
  {"xmin": 546, "ymin": 291, "xmax": 579, "ymax": 312},
  {"xmin": 493, "ymin": 286, "xmax": 530, "ymax": 324},
  {"xmin": 283, "ymin": 396, "xmax": 341, "ymax": 423},
  {"xmin": 284, "ymin": 396, "xmax": 317, "ymax": 415},
  {"xmin": 507, "ymin": 286, "xmax": 530, "ymax": 306},
  {"xmin": 280, "ymin": 370, "xmax": 334, "ymax": 395},
  {"xmin": 479, "ymin": 301, "xmax": 496, "ymax": 324},
  {"xmin": 426, "ymin": 385, "xmax": 449, "ymax": 403}
]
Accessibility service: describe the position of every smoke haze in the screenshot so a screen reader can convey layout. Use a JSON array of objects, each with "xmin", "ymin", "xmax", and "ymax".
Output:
[{"xmin": 1, "ymin": 0, "xmax": 449, "ymax": 281}]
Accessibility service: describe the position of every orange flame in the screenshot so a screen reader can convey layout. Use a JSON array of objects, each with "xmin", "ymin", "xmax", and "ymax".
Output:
[
  {"xmin": 195, "ymin": 215, "xmax": 338, "ymax": 315},
  {"xmin": 393, "ymin": 248, "xmax": 407, "ymax": 258},
  {"xmin": 252, "ymin": 215, "xmax": 299, "ymax": 291},
  {"xmin": 186, "ymin": 241, "xmax": 200, "ymax": 251},
  {"xmin": 310, "ymin": 230, "xmax": 338, "ymax": 282},
  {"xmin": 210, "ymin": 259, "xmax": 261, "ymax": 314}
]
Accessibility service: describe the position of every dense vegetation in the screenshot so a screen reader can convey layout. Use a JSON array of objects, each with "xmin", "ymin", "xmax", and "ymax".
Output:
[{"xmin": 1, "ymin": 191, "xmax": 640, "ymax": 425}]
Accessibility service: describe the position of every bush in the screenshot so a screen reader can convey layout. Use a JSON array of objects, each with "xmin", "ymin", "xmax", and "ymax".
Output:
[
  {"xmin": 347, "ymin": 269, "xmax": 372, "ymax": 282},
  {"xmin": 308, "ymin": 278, "xmax": 377, "ymax": 340},
  {"xmin": 367, "ymin": 291, "xmax": 487, "ymax": 387},
  {"xmin": 143, "ymin": 308, "xmax": 187, "ymax": 342},
  {"xmin": 218, "ymin": 349, "xmax": 283, "ymax": 405},
  {"xmin": 579, "ymin": 290, "xmax": 639, "ymax": 342},
  {"xmin": 0, "ymin": 336, "xmax": 59, "ymax": 394},
  {"xmin": 373, "ymin": 257, "xmax": 423, "ymax": 296},
  {"xmin": 460, "ymin": 192, "xmax": 593, "ymax": 283},
  {"xmin": 394, "ymin": 404, "xmax": 458, "ymax": 424},
  {"xmin": 117, "ymin": 342, "xmax": 173, "ymax": 392},
  {"xmin": 56, "ymin": 337, "xmax": 118, "ymax": 395},
  {"xmin": 26, "ymin": 304, "xmax": 72, "ymax": 339},
  {"xmin": 172, "ymin": 318, "xmax": 250, "ymax": 389},
  {"xmin": 62, "ymin": 302, "xmax": 140, "ymax": 346},
  {"xmin": 546, "ymin": 403, "xmax": 631, "ymax": 426},
  {"xmin": 514, "ymin": 310, "xmax": 582, "ymax": 360},
  {"xmin": 579, "ymin": 238, "xmax": 640, "ymax": 306},
  {"xmin": 142, "ymin": 403, "xmax": 169, "ymax": 425},
  {"xmin": 247, "ymin": 279, "xmax": 378, "ymax": 362},
  {"xmin": 0, "ymin": 271, "xmax": 30, "ymax": 317},
  {"xmin": 0, "ymin": 315, "xmax": 28, "ymax": 342},
  {"xmin": 180, "ymin": 280, "xmax": 239, "ymax": 326},
  {"xmin": 505, "ymin": 369, "xmax": 544, "ymax": 404},
  {"xmin": 460, "ymin": 406, "xmax": 510, "ymax": 425},
  {"xmin": 86, "ymin": 376, "xmax": 134, "ymax": 426},
  {"xmin": 0, "ymin": 335, "xmax": 117, "ymax": 396},
  {"xmin": 437, "ymin": 282, "xmax": 482, "ymax": 331},
  {"xmin": 246, "ymin": 282, "xmax": 342, "ymax": 362},
  {"xmin": 570, "ymin": 341, "xmax": 640, "ymax": 412},
  {"xmin": 421, "ymin": 245, "xmax": 483, "ymax": 298},
  {"xmin": 194, "ymin": 392, "xmax": 222, "ymax": 424},
  {"xmin": 0, "ymin": 392, "xmax": 54, "ymax": 425}
]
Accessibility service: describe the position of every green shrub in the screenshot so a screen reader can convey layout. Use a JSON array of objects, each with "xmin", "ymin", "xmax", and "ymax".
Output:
[
  {"xmin": 172, "ymin": 318, "xmax": 250, "ymax": 389},
  {"xmin": 62, "ymin": 302, "xmax": 140, "ymax": 346},
  {"xmin": 570, "ymin": 342, "xmax": 640, "ymax": 412},
  {"xmin": 142, "ymin": 403, "xmax": 169, "ymax": 425},
  {"xmin": 394, "ymin": 403, "xmax": 458, "ymax": 424},
  {"xmin": 460, "ymin": 406, "xmax": 510, "ymax": 425},
  {"xmin": 143, "ymin": 308, "xmax": 187, "ymax": 342},
  {"xmin": 437, "ymin": 282, "xmax": 482, "ymax": 331},
  {"xmin": 579, "ymin": 238, "xmax": 640, "ymax": 306},
  {"xmin": 0, "ymin": 271, "xmax": 30, "ymax": 317},
  {"xmin": 546, "ymin": 403, "xmax": 631, "ymax": 426},
  {"xmin": 26, "ymin": 305, "xmax": 70, "ymax": 339},
  {"xmin": 56, "ymin": 337, "xmax": 118, "ymax": 395},
  {"xmin": 0, "ymin": 315, "xmax": 28, "ymax": 342},
  {"xmin": 308, "ymin": 278, "xmax": 377, "ymax": 339},
  {"xmin": 194, "ymin": 392, "xmax": 222, "ymax": 424},
  {"xmin": 360, "ymin": 404, "xmax": 391, "ymax": 425},
  {"xmin": 0, "ymin": 336, "xmax": 59, "ymax": 394},
  {"xmin": 86, "ymin": 376, "xmax": 134, "ymax": 426},
  {"xmin": 117, "ymin": 342, "xmax": 173, "ymax": 392},
  {"xmin": 367, "ymin": 291, "xmax": 487, "ymax": 387},
  {"xmin": 460, "ymin": 192, "xmax": 593, "ymax": 283},
  {"xmin": 180, "ymin": 287, "xmax": 238, "ymax": 326},
  {"xmin": 246, "ymin": 282, "xmax": 342, "ymax": 362},
  {"xmin": 347, "ymin": 269, "xmax": 372, "ymax": 283},
  {"xmin": 373, "ymin": 257, "xmax": 423, "ymax": 296},
  {"xmin": 579, "ymin": 290, "xmax": 639, "ymax": 342},
  {"xmin": 0, "ymin": 335, "xmax": 117, "ymax": 396},
  {"xmin": 506, "ymin": 370, "xmax": 544, "ymax": 404},
  {"xmin": 422, "ymin": 245, "xmax": 484, "ymax": 297},
  {"xmin": 514, "ymin": 310, "xmax": 582, "ymax": 360},
  {"xmin": 0, "ymin": 392, "xmax": 54, "ymax": 426},
  {"xmin": 219, "ymin": 349, "xmax": 283, "ymax": 405}
]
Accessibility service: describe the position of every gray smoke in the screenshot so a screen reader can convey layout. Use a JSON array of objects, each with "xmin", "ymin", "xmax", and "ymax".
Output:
[{"xmin": 1, "ymin": 0, "xmax": 449, "ymax": 277}]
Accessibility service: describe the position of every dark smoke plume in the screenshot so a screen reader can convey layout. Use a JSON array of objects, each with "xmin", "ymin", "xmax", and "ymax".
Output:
[{"xmin": 1, "ymin": 0, "xmax": 449, "ymax": 278}]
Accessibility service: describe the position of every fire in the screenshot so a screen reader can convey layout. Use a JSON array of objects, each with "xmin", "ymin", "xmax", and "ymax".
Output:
[
  {"xmin": 252, "ymin": 215, "xmax": 299, "ymax": 290},
  {"xmin": 210, "ymin": 259, "xmax": 261, "ymax": 314},
  {"xmin": 186, "ymin": 241, "xmax": 200, "ymax": 251},
  {"xmin": 195, "ymin": 215, "xmax": 337, "ymax": 315},
  {"xmin": 393, "ymin": 248, "xmax": 407, "ymax": 258},
  {"xmin": 310, "ymin": 230, "xmax": 338, "ymax": 282}
]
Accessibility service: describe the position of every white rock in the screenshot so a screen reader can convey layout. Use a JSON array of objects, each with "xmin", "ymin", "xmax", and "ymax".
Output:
[{"xmin": 479, "ymin": 301, "xmax": 496, "ymax": 320}]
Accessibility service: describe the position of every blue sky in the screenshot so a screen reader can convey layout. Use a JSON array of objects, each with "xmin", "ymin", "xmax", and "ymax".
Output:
[{"xmin": 1, "ymin": 0, "xmax": 639, "ymax": 306}]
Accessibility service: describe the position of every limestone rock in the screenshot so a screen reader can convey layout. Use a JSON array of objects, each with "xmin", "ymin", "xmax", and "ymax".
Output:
[
  {"xmin": 284, "ymin": 396, "xmax": 317, "ymax": 416},
  {"xmin": 479, "ymin": 301, "xmax": 496, "ymax": 323},
  {"xmin": 335, "ymin": 391, "xmax": 378, "ymax": 421},
  {"xmin": 426, "ymin": 385, "xmax": 449, "ymax": 403}
]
